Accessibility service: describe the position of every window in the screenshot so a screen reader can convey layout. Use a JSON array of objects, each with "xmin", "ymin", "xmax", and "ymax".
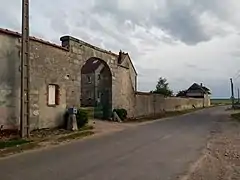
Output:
[
  {"xmin": 97, "ymin": 91, "xmax": 101, "ymax": 98},
  {"xmin": 86, "ymin": 90, "xmax": 92, "ymax": 99},
  {"xmin": 87, "ymin": 76, "xmax": 92, "ymax": 83},
  {"xmin": 47, "ymin": 84, "xmax": 60, "ymax": 106}
]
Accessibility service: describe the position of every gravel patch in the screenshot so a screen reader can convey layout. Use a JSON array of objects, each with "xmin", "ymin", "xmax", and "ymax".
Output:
[{"xmin": 182, "ymin": 118, "xmax": 240, "ymax": 180}]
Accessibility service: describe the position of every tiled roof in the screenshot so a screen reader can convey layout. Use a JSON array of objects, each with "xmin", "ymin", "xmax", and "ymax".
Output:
[{"xmin": 187, "ymin": 83, "xmax": 211, "ymax": 94}]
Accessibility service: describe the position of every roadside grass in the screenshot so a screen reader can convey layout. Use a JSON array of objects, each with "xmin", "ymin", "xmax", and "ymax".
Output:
[
  {"xmin": 57, "ymin": 131, "xmax": 94, "ymax": 142},
  {"xmin": 127, "ymin": 108, "xmax": 205, "ymax": 123},
  {"xmin": 0, "ymin": 139, "xmax": 30, "ymax": 149},
  {"xmin": 0, "ymin": 125, "xmax": 94, "ymax": 157},
  {"xmin": 0, "ymin": 142, "xmax": 39, "ymax": 157},
  {"xmin": 230, "ymin": 112, "xmax": 240, "ymax": 122},
  {"xmin": 79, "ymin": 125, "xmax": 94, "ymax": 131}
]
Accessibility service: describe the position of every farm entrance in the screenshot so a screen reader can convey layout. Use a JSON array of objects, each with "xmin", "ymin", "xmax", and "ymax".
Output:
[{"xmin": 81, "ymin": 58, "xmax": 112, "ymax": 119}]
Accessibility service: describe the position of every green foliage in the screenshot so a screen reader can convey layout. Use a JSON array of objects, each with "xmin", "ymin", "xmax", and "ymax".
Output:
[
  {"xmin": 64, "ymin": 109, "xmax": 89, "ymax": 129},
  {"xmin": 151, "ymin": 77, "xmax": 173, "ymax": 97},
  {"xmin": 113, "ymin": 108, "xmax": 128, "ymax": 120},
  {"xmin": 0, "ymin": 139, "xmax": 30, "ymax": 149},
  {"xmin": 76, "ymin": 109, "xmax": 88, "ymax": 128},
  {"xmin": 231, "ymin": 113, "xmax": 240, "ymax": 122},
  {"xmin": 57, "ymin": 131, "xmax": 94, "ymax": 142},
  {"xmin": 176, "ymin": 90, "xmax": 187, "ymax": 97}
]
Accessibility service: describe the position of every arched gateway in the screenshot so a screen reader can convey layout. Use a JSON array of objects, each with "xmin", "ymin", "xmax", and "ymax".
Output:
[
  {"xmin": 60, "ymin": 36, "xmax": 118, "ymax": 120},
  {"xmin": 81, "ymin": 58, "xmax": 112, "ymax": 119}
]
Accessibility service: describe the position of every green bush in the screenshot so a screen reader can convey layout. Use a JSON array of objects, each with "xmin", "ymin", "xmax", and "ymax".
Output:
[
  {"xmin": 76, "ymin": 109, "xmax": 88, "ymax": 128},
  {"xmin": 113, "ymin": 108, "xmax": 127, "ymax": 120},
  {"xmin": 64, "ymin": 108, "xmax": 89, "ymax": 129}
]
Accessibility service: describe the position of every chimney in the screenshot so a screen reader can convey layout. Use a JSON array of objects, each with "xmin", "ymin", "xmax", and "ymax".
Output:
[
  {"xmin": 118, "ymin": 50, "xmax": 122, "ymax": 64},
  {"xmin": 60, "ymin": 35, "xmax": 81, "ymax": 49}
]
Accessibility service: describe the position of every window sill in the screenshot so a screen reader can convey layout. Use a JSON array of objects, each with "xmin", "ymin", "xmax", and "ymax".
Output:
[{"xmin": 47, "ymin": 104, "xmax": 58, "ymax": 107}]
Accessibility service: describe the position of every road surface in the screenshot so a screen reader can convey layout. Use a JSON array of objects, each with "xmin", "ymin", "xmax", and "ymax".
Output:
[{"xmin": 0, "ymin": 107, "xmax": 226, "ymax": 180}]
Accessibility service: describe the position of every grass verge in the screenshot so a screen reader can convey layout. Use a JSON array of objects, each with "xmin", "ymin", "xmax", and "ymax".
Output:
[
  {"xmin": 127, "ymin": 108, "xmax": 205, "ymax": 123},
  {"xmin": 0, "ymin": 125, "xmax": 95, "ymax": 158},
  {"xmin": 0, "ymin": 142, "xmax": 39, "ymax": 157},
  {"xmin": 0, "ymin": 139, "xmax": 30, "ymax": 149},
  {"xmin": 57, "ymin": 131, "xmax": 94, "ymax": 142},
  {"xmin": 230, "ymin": 112, "xmax": 240, "ymax": 122},
  {"xmin": 79, "ymin": 125, "xmax": 94, "ymax": 131}
]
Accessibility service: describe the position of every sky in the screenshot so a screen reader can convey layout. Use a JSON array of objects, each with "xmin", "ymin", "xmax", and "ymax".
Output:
[{"xmin": 1, "ymin": 0, "xmax": 240, "ymax": 98}]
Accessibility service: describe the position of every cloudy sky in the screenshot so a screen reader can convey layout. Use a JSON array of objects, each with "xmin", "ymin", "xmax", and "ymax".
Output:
[{"xmin": 1, "ymin": 0, "xmax": 240, "ymax": 98}]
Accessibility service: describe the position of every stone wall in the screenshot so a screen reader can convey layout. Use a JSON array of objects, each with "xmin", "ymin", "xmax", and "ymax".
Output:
[
  {"xmin": 29, "ymin": 39, "xmax": 79, "ymax": 129},
  {"xmin": 0, "ymin": 34, "xmax": 20, "ymax": 129},
  {"xmin": 114, "ymin": 66, "xmax": 136, "ymax": 117},
  {"xmin": 0, "ymin": 29, "xmax": 137, "ymax": 130},
  {"xmin": 60, "ymin": 36, "xmax": 119, "ymax": 109},
  {"xmin": 133, "ymin": 92, "xmax": 210, "ymax": 118},
  {"xmin": 0, "ymin": 28, "xmax": 211, "ymax": 130}
]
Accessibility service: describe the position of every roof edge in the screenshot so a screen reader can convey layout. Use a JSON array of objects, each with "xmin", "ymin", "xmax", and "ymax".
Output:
[
  {"xmin": 60, "ymin": 35, "xmax": 118, "ymax": 57},
  {"xmin": 0, "ymin": 28, "xmax": 68, "ymax": 51}
]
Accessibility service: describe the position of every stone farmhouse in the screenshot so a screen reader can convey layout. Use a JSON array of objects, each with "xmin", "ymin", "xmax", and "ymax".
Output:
[
  {"xmin": 185, "ymin": 83, "xmax": 211, "ymax": 98},
  {"xmin": 0, "ymin": 28, "xmax": 210, "ymax": 130}
]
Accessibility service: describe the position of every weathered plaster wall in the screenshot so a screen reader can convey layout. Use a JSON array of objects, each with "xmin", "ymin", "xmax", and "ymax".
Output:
[
  {"xmin": 0, "ymin": 30, "xmax": 137, "ymax": 130},
  {"xmin": 114, "ymin": 66, "xmax": 136, "ymax": 117},
  {"xmin": 0, "ymin": 34, "xmax": 20, "ymax": 129},
  {"xmin": 29, "ymin": 40, "xmax": 80, "ymax": 129},
  {"xmin": 120, "ymin": 55, "xmax": 137, "ymax": 91},
  {"xmin": 134, "ymin": 93, "xmax": 209, "ymax": 118},
  {"xmin": 204, "ymin": 94, "xmax": 211, "ymax": 107}
]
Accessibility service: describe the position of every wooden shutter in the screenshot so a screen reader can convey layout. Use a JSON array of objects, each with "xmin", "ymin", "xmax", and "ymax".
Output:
[{"xmin": 48, "ymin": 85, "xmax": 56, "ymax": 105}]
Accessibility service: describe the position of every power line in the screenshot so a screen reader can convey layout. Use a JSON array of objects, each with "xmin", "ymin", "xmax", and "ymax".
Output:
[{"xmin": 233, "ymin": 69, "xmax": 240, "ymax": 80}]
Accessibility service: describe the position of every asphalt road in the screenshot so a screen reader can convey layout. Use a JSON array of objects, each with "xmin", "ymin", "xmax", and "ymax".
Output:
[{"xmin": 0, "ymin": 107, "xmax": 226, "ymax": 180}]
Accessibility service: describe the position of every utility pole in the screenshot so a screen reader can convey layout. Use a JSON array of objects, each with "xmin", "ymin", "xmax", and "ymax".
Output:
[
  {"xmin": 230, "ymin": 78, "xmax": 234, "ymax": 108},
  {"xmin": 20, "ymin": 0, "xmax": 30, "ymax": 138},
  {"xmin": 238, "ymin": 88, "xmax": 240, "ymax": 103}
]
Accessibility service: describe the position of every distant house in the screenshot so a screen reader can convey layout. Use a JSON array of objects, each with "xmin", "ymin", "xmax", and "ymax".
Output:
[
  {"xmin": 81, "ymin": 58, "xmax": 111, "ymax": 107},
  {"xmin": 185, "ymin": 83, "xmax": 211, "ymax": 98}
]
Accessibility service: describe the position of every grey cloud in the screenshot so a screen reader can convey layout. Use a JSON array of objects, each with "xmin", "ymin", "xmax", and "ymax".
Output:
[
  {"xmin": 194, "ymin": 0, "xmax": 231, "ymax": 22},
  {"xmin": 0, "ymin": 11, "xmax": 20, "ymax": 30},
  {"xmin": 205, "ymin": 79, "xmax": 231, "ymax": 98},
  {"xmin": 0, "ymin": 0, "xmax": 237, "ymax": 98},
  {"xmin": 50, "ymin": 13, "xmax": 69, "ymax": 34},
  {"xmin": 92, "ymin": 0, "xmax": 140, "ymax": 24},
  {"xmin": 184, "ymin": 63, "xmax": 211, "ymax": 72},
  {"xmin": 151, "ymin": 2, "xmax": 209, "ymax": 45},
  {"xmin": 92, "ymin": 0, "xmax": 231, "ymax": 45},
  {"xmin": 70, "ymin": 29, "xmax": 92, "ymax": 42},
  {"xmin": 0, "ymin": 1, "xmax": 21, "ymax": 30},
  {"xmin": 229, "ymin": 51, "xmax": 240, "ymax": 58}
]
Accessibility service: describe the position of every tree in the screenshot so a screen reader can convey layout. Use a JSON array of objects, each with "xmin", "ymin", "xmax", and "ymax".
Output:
[
  {"xmin": 151, "ymin": 77, "xmax": 173, "ymax": 96},
  {"xmin": 176, "ymin": 90, "xmax": 187, "ymax": 97}
]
